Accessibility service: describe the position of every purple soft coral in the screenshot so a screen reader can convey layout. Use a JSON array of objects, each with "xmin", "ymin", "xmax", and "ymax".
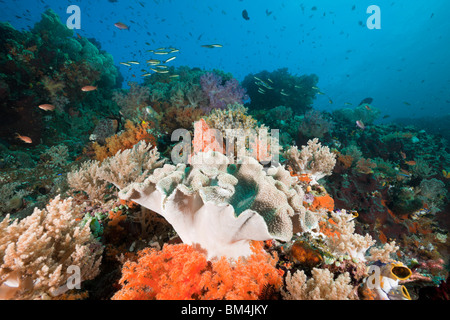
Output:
[{"xmin": 200, "ymin": 72, "xmax": 249, "ymax": 110}]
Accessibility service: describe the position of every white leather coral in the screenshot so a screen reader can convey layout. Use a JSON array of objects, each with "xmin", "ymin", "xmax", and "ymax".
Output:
[{"xmin": 119, "ymin": 150, "xmax": 304, "ymax": 260}]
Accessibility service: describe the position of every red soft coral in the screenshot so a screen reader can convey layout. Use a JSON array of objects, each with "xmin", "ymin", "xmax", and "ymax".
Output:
[
  {"xmin": 112, "ymin": 244, "xmax": 208, "ymax": 300},
  {"xmin": 200, "ymin": 241, "xmax": 282, "ymax": 300},
  {"xmin": 112, "ymin": 242, "xmax": 282, "ymax": 300}
]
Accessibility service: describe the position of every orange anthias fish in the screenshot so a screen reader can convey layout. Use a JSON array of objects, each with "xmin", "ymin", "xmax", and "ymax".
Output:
[
  {"xmin": 81, "ymin": 85, "xmax": 97, "ymax": 92},
  {"xmin": 15, "ymin": 133, "xmax": 32, "ymax": 143},
  {"xmin": 405, "ymin": 160, "xmax": 416, "ymax": 166},
  {"xmin": 114, "ymin": 22, "xmax": 130, "ymax": 30},
  {"xmin": 400, "ymin": 168, "xmax": 411, "ymax": 175},
  {"xmin": 364, "ymin": 104, "xmax": 371, "ymax": 111},
  {"xmin": 38, "ymin": 104, "xmax": 55, "ymax": 111},
  {"xmin": 356, "ymin": 120, "xmax": 365, "ymax": 129}
]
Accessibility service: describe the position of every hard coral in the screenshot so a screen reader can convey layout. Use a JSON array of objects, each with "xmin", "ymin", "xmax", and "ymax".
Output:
[
  {"xmin": 205, "ymin": 103, "xmax": 258, "ymax": 137},
  {"xmin": 202, "ymin": 105, "xmax": 277, "ymax": 162},
  {"xmin": 68, "ymin": 141, "xmax": 164, "ymax": 202},
  {"xmin": 323, "ymin": 210, "xmax": 376, "ymax": 261},
  {"xmin": 282, "ymin": 268, "xmax": 356, "ymax": 300}
]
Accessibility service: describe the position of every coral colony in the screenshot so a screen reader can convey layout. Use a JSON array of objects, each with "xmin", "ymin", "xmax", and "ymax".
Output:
[{"xmin": 0, "ymin": 9, "xmax": 449, "ymax": 302}]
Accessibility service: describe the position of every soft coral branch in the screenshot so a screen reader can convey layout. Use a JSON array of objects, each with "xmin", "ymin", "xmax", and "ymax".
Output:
[{"xmin": 200, "ymin": 72, "xmax": 248, "ymax": 110}]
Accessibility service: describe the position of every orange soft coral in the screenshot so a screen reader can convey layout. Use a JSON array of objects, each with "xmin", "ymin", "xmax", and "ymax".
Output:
[
  {"xmin": 112, "ymin": 244, "xmax": 209, "ymax": 300},
  {"xmin": 112, "ymin": 241, "xmax": 282, "ymax": 300},
  {"xmin": 108, "ymin": 209, "xmax": 127, "ymax": 232},
  {"xmin": 309, "ymin": 194, "xmax": 335, "ymax": 212},
  {"xmin": 92, "ymin": 120, "xmax": 156, "ymax": 162},
  {"xmin": 337, "ymin": 153, "xmax": 354, "ymax": 169},
  {"xmin": 200, "ymin": 241, "xmax": 282, "ymax": 300},
  {"xmin": 160, "ymin": 105, "xmax": 205, "ymax": 133},
  {"xmin": 355, "ymin": 157, "xmax": 376, "ymax": 174}
]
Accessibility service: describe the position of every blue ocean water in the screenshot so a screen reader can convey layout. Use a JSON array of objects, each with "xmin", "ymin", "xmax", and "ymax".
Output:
[{"xmin": 1, "ymin": 0, "xmax": 449, "ymax": 120}]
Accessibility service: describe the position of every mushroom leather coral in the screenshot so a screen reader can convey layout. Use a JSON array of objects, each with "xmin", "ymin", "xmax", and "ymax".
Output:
[
  {"xmin": 119, "ymin": 149, "xmax": 306, "ymax": 259},
  {"xmin": 112, "ymin": 242, "xmax": 282, "ymax": 300}
]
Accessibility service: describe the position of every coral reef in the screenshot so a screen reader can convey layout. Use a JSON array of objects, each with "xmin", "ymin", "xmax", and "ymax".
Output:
[
  {"xmin": 0, "ymin": 9, "xmax": 448, "ymax": 301},
  {"xmin": 0, "ymin": 9, "xmax": 121, "ymax": 146}
]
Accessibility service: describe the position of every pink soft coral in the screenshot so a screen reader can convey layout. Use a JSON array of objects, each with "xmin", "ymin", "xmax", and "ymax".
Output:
[{"xmin": 200, "ymin": 72, "xmax": 248, "ymax": 110}]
